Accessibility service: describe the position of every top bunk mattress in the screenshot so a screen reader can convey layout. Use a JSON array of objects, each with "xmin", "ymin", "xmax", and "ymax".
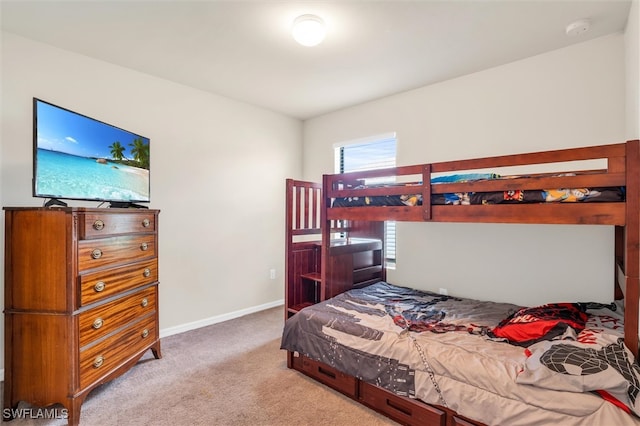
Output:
[{"xmin": 331, "ymin": 173, "xmax": 625, "ymax": 207}]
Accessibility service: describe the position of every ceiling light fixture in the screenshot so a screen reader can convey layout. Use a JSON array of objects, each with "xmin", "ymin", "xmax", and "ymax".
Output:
[{"xmin": 292, "ymin": 14, "xmax": 326, "ymax": 47}]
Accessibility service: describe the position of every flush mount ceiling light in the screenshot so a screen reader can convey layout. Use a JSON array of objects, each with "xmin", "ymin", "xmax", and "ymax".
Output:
[
  {"xmin": 292, "ymin": 14, "xmax": 326, "ymax": 46},
  {"xmin": 566, "ymin": 19, "xmax": 591, "ymax": 37}
]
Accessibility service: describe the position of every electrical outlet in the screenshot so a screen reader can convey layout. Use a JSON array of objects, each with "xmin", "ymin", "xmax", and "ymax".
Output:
[
  {"xmin": 439, "ymin": 288, "xmax": 448, "ymax": 295},
  {"xmin": 269, "ymin": 269, "xmax": 276, "ymax": 280}
]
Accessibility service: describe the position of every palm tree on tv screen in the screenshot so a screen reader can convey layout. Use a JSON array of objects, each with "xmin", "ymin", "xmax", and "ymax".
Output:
[
  {"xmin": 109, "ymin": 141, "xmax": 126, "ymax": 161},
  {"xmin": 129, "ymin": 137, "xmax": 150, "ymax": 169}
]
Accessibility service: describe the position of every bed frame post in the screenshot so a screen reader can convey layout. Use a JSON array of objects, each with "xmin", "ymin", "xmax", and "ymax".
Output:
[
  {"xmin": 615, "ymin": 226, "xmax": 625, "ymax": 301},
  {"xmin": 321, "ymin": 174, "xmax": 331, "ymax": 302},
  {"xmin": 285, "ymin": 179, "xmax": 294, "ymax": 319},
  {"xmin": 625, "ymin": 140, "xmax": 640, "ymax": 358},
  {"xmin": 423, "ymin": 164, "xmax": 432, "ymax": 221}
]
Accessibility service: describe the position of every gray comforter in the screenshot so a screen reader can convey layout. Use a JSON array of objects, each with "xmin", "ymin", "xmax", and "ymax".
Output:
[{"xmin": 281, "ymin": 282, "xmax": 640, "ymax": 426}]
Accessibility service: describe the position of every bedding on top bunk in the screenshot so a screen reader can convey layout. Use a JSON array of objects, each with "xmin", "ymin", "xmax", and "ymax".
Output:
[
  {"xmin": 281, "ymin": 282, "xmax": 640, "ymax": 426},
  {"xmin": 331, "ymin": 173, "xmax": 625, "ymax": 207}
]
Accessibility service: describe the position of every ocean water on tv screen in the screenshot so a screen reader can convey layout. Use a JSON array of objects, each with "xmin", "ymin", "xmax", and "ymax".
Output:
[{"xmin": 36, "ymin": 149, "xmax": 150, "ymax": 202}]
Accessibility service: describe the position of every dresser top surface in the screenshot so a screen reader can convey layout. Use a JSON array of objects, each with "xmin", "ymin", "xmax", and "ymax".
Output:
[{"xmin": 3, "ymin": 207, "xmax": 160, "ymax": 213}]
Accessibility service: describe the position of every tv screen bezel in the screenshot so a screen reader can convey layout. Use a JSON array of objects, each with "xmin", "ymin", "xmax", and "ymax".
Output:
[{"xmin": 32, "ymin": 98, "xmax": 151, "ymax": 205}]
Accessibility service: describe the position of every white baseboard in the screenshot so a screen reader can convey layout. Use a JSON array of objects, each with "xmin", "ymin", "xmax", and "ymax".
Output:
[
  {"xmin": 0, "ymin": 300, "xmax": 285, "ymax": 383},
  {"xmin": 159, "ymin": 299, "xmax": 284, "ymax": 338}
]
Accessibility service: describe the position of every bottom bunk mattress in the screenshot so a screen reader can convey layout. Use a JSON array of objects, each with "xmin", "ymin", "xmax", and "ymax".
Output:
[{"xmin": 280, "ymin": 281, "xmax": 640, "ymax": 426}]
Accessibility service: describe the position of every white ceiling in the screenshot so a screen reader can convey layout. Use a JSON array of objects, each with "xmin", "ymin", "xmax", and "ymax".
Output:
[{"xmin": 0, "ymin": 0, "xmax": 633, "ymax": 120}]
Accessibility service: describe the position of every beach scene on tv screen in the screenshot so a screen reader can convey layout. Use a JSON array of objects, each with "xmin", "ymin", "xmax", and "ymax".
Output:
[{"xmin": 35, "ymin": 101, "xmax": 150, "ymax": 202}]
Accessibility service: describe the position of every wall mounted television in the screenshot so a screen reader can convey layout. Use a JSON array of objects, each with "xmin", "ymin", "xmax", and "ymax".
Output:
[{"xmin": 33, "ymin": 98, "xmax": 150, "ymax": 208}]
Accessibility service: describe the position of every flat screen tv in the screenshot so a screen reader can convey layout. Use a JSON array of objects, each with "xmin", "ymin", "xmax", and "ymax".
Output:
[{"xmin": 33, "ymin": 98, "xmax": 150, "ymax": 208}]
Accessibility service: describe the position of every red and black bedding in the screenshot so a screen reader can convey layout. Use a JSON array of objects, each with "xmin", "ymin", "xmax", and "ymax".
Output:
[
  {"xmin": 281, "ymin": 282, "xmax": 640, "ymax": 425},
  {"xmin": 331, "ymin": 173, "xmax": 625, "ymax": 207}
]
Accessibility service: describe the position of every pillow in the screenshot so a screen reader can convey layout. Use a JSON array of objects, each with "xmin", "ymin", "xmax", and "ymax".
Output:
[{"xmin": 490, "ymin": 303, "xmax": 588, "ymax": 347}]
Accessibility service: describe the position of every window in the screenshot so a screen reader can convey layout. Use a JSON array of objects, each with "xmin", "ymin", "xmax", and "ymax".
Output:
[{"xmin": 335, "ymin": 133, "xmax": 397, "ymax": 267}]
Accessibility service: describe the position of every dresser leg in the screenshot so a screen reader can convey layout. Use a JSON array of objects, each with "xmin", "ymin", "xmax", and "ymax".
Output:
[
  {"xmin": 65, "ymin": 397, "xmax": 84, "ymax": 426},
  {"xmin": 151, "ymin": 341, "xmax": 162, "ymax": 359}
]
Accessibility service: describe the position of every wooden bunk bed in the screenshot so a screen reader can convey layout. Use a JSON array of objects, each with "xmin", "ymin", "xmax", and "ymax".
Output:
[{"xmin": 282, "ymin": 140, "xmax": 640, "ymax": 426}]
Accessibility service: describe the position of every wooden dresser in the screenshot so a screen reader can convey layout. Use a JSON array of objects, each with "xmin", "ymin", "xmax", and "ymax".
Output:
[{"xmin": 3, "ymin": 207, "xmax": 161, "ymax": 425}]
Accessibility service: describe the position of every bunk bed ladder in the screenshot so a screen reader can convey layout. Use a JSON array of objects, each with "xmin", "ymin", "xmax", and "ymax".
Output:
[{"xmin": 285, "ymin": 179, "xmax": 322, "ymax": 320}]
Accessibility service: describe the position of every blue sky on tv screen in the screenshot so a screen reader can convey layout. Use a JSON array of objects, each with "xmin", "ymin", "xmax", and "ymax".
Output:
[{"xmin": 36, "ymin": 100, "xmax": 149, "ymax": 160}]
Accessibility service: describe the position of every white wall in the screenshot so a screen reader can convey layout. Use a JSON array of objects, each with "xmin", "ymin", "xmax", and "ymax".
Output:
[
  {"xmin": 626, "ymin": 0, "xmax": 640, "ymax": 140},
  {"xmin": 0, "ymin": 33, "xmax": 303, "ymax": 365},
  {"xmin": 303, "ymin": 34, "xmax": 626, "ymax": 307}
]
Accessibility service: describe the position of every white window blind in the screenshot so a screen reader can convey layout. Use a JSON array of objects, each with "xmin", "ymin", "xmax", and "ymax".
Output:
[{"xmin": 336, "ymin": 134, "xmax": 397, "ymax": 267}]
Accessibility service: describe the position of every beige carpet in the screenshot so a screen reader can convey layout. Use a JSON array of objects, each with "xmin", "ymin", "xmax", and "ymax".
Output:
[{"xmin": 3, "ymin": 307, "xmax": 396, "ymax": 425}]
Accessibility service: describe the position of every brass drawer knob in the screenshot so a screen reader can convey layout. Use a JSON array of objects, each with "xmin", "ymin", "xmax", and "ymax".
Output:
[
  {"xmin": 91, "ymin": 249, "xmax": 103, "ymax": 259},
  {"xmin": 142, "ymin": 218, "xmax": 150, "ymax": 228},
  {"xmin": 140, "ymin": 242, "xmax": 148, "ymax": 251},
  {"xmin": 94, "ymin": 281, "xmax": 106, "ymax": 292},
  {"xmin": 93, "ymin": 355, "xmax": 104, "ymax": 368},
  {"xmin": 141, "ymin": 298, "xmax": 149, "ymax": 308},
  {"xmin": 93, "ymin": 219, "xmax": 105, "ymax": 231},
  {"xmin": 141, "ymin": 329, "xmax": 149, "ymax": 338},
  {"xmin": 92, "ymin": 318, "xmax": 103, "ymax": 329},
  {"xmin": 143, "ymin": 268, "xmax": 151, "ymax": 278}
]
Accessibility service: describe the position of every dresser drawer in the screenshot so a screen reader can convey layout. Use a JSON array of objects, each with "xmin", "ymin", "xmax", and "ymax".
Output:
[
  {"xmin": 79, "ymin": 258, "xmax": 158, "ymax": 307},
  {"xmin": 79, "ymin": 286, "xmax": 157, "ymax": 348},
  {"xmin": 79, "ymin": 212, "xmax": 156, "ymax": 239},
  {"xmin": 79, "ymin": 314, "xmax": 157, "ymax": 389},
  {"xmin": 78, "ymin": 235, "xmax": 156, "ymax": 271}
]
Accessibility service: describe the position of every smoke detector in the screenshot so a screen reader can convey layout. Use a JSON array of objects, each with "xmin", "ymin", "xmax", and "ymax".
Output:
[{"xmin": 566, "ymin": 19, "xmax": 591, "ymax": 37}]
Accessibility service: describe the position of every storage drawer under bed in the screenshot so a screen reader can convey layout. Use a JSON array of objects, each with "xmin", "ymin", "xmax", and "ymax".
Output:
[
  {"xmin": 291, "ymin": 354, "xmax": 357, "ymax": 398},
  {"xmin": 288, "ymin": 353, "xmax": 484, "ymax": 426},
  {"xmin": 358, "ymin": 380, "xmax": 445, "ymax": 426}
]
